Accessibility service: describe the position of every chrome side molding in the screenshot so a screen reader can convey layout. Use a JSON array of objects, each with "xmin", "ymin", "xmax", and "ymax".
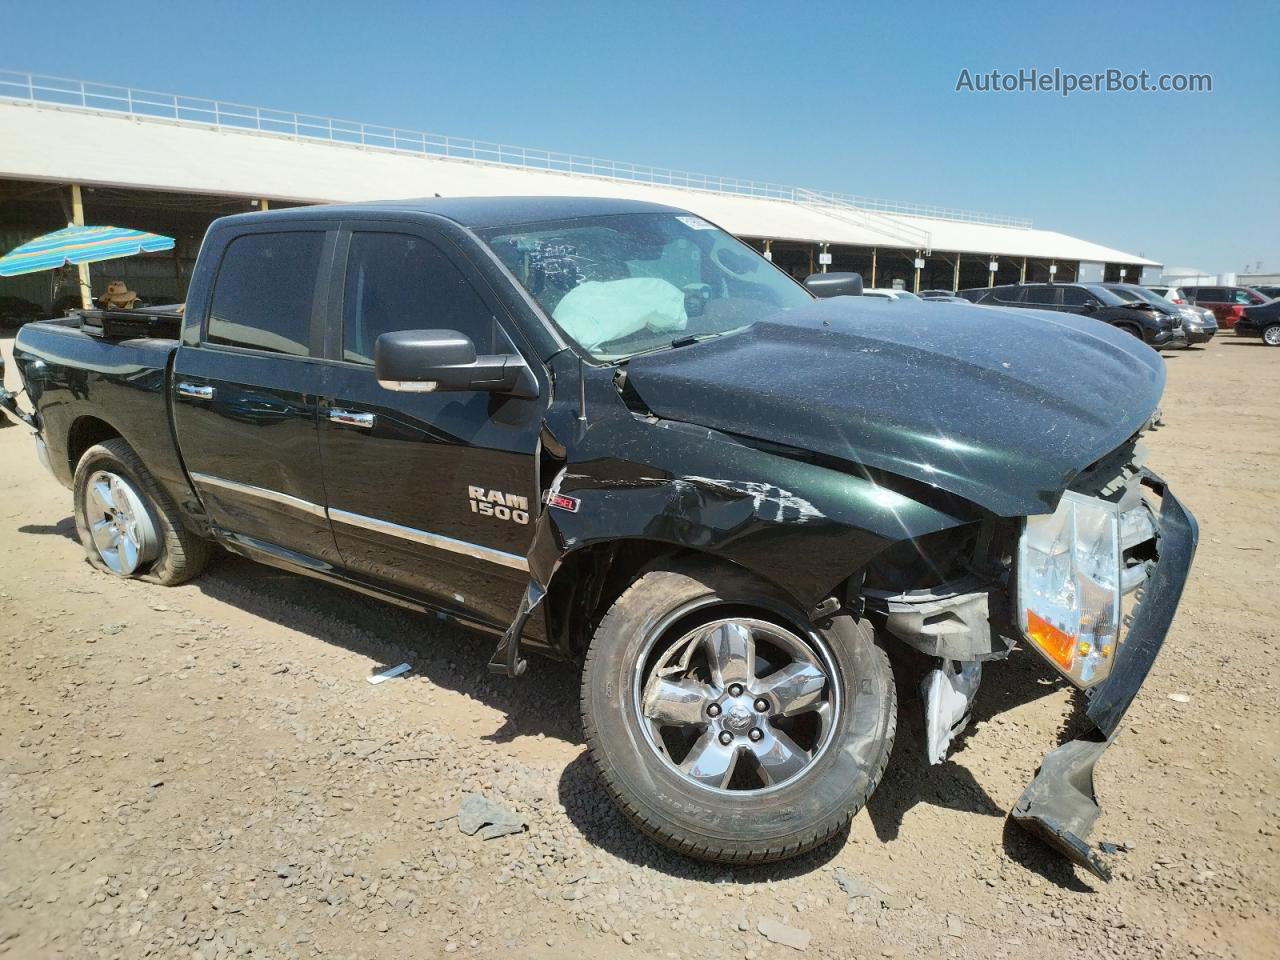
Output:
[
  {"xmin": 329, "ymin": 508, "xmax": 528, "ymax": 571},
  {"xmin": 328, "ymin": 409, "xmax": 376, "ymax": 429},
  {"xmin": 190, "ymin": 472, "xmax": 327, "ymax": 519},
  {"xmin": 188, "ymin": 472, "xmax": 528, "ymax": 572}
]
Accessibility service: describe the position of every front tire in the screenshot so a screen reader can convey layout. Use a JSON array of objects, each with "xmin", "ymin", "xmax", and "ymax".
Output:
[
  {"xmin": 581, "ymin": 561, "xmax": 896, "ymax": 864},
  {"xmin": 73, "ymin": 438, "xmax": 210, "ymax": 585}
]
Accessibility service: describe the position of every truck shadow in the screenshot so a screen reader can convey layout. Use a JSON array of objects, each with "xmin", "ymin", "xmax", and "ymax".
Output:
[{"xmin": 187, "ymin": 551, "xmax": 584, "ymax": 742}]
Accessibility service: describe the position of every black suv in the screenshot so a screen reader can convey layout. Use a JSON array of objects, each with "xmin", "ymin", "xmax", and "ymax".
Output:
[{"xmin": 963, "ymin": 282, "xmax": 1185, "ymax": 349}]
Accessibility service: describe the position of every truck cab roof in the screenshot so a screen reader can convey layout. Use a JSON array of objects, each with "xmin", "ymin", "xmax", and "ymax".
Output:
[{"xmin": 217, "ymin": 196, "xmax": 684, "ymax": 231}]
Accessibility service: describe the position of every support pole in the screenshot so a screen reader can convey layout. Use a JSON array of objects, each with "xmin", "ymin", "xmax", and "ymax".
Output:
[
  {"xmin": 259, "ymin": 198, "xmax": 270, "ymax": 211},
  {"xmin": 820, "ymin": 242, "xmax": 829, "ymax": 274},
  {"xmin": 870, "ymin": 247, "xmax": 877, "ymax": 287},
  {"xmin": 952, "ymin": 255, "xmax": 961, "ymax": 293},
  {"xmin": 763, "ymin": 239, "xmax": 772, "ymax": 262},
  {"xmin": 809, "ymin": 246, "xmax": 815, "ymax": 276},
  {"xmin": 70, "ymin": 184, "xmax": 92, "ymax": 310},
  {"xmin": 1020, "ymin": 257, "xmax": 1027, "ymax": 283},
  {"xmin": 913, "ymin": 250, "xmax": 922, "ymax": 294}
]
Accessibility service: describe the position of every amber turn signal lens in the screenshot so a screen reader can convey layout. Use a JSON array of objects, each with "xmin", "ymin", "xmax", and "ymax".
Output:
[{"xmin": 1025, "ymin": 609, "xmax": 1076, "ymax": 670}]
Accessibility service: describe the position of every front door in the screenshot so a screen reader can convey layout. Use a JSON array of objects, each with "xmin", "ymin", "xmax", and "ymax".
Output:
[
  {"xmin": 172, "ymin": 225, "xmax": 341, "ymax": 565},
  {"xmin": 315, "ymin": 226, "xmax": 545, "ymax": 628}
]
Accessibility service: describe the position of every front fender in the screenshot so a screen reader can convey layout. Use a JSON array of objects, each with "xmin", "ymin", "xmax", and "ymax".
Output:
[{"xmin": 490, "ymin": 360, "xmax": 978, "ymax": 674}]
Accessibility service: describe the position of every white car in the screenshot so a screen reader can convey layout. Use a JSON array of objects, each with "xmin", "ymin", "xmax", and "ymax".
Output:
[{"xmin": 861, "ymin": 288, "xmax": 923, "ymax": 302}]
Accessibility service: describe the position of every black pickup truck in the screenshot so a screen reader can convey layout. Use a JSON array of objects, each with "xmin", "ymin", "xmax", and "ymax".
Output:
[{"xmin": 1, "ymin": 197, "xmax": 1197, "ymax": 877}]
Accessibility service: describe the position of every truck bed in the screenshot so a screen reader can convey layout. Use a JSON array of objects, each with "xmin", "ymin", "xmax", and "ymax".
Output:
[{"xmin": 11, "ymin": 318, "xmax": 188, "ymax": 502}]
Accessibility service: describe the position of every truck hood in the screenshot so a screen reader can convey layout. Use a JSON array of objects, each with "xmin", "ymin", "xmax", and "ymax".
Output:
[{"xmin": 622, "ymin": 298, "xmax": 1165, "ymax": 517}]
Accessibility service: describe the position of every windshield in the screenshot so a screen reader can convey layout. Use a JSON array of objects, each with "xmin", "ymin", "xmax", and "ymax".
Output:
[
  {"xmin": 1107, "ymin": 286, "xmax": 1144, "ymax": 302},
  {"xmin": 479, "ymin": 212, "xmax": 813, "ymax": 360},
  {"xmin": 1085, "ymin": 285, "xmax": 1126, "ymax": 306}
]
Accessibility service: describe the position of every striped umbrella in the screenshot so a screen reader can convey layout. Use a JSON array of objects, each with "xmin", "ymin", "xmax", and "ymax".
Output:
[{"xmin": 0, "ymin": 225, "xmax": 175, "ymax": 277}]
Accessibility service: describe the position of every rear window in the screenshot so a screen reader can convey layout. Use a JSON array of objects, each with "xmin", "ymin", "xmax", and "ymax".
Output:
[{"xmin": 207, "ymin": 232, "xmax": 325, "ymax": 355}]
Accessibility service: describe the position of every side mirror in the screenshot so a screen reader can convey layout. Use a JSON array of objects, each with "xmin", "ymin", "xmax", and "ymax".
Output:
[
  {"xmin": 374, "ymin": 329, "xmax": 536, "ymax": 398},
  {"xmin": 1081, "ymin": 301, "xmax": 1097, "ymax": 312},
  {"xmin": 804, "ymin": 272, "xmax": 863, "ymax": 298}
]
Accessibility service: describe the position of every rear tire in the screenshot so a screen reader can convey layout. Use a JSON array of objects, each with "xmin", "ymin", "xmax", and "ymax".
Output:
[
  {"xmin": 581, "ymin": 561, "xmax": 896, "ymax": 864},
  {"xmin": 1263, "ymin": 324, "xmax": 1280, "ymax": 347},
  {"xmin": 73, "ymin": 438, "xmax": 210, "ymax": 585}
]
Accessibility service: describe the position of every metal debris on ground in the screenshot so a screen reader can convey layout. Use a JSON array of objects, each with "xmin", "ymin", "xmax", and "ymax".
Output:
[{"xmin": 367, "ymin": 663, "xmax": 411, "ymax": 685}]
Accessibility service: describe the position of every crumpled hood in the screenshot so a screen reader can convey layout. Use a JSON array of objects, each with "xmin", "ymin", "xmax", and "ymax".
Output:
[{"xmin": 622, "ymin": 298, "xmax": 1165, "ymax": 517}]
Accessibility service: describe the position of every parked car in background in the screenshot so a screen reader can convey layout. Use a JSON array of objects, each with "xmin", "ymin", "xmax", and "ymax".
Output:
[
  {"xmin": 1180, "ymin": 285, "xmax": 1270, "ymax": 329},
  {"xmin": 1236, "ymin": 297, "xmax": 1280, "ymax": 346},
  {"xmin": 1146, "ymin": 285, "xmax": 1189, "ymax": 304},
  {"xmin": 960, "ymin": 282, "xmax": 1185, "ymax": 349},
  {"xmin": 922, "ymin": 295, "xmax": 970, "ymax": 303},
  {"xmin": 861, "ymin": 288, "xmax": 923, "ymax": 301},
  {"xmin": 918, "ymin": 289, "xmax": 955, "ymax": 298},
  {"xmin": 954, "ymin": 288, "xmax": 991, "ymax": 303},
  {"xmin": 1101, "ymin": 283, "xmax": 1217, "ymax": 346}
]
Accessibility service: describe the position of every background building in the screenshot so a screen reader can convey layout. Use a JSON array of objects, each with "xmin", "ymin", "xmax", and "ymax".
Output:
[{"xmin": 0, "ymin": 71, "xmax": 1162, "ymax": 313}]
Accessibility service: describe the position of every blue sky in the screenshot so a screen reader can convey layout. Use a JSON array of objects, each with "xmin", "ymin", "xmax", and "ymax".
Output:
[{"xmin": 10, "ymin": 0, "xmax": 1277, "ymax": 271}]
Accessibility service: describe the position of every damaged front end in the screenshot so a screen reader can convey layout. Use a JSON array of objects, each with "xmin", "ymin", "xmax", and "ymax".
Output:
[
  {"xmin": 1010, "ymin": 466, "xmax": 1196, "ymax": 879},
  {"xmin": 864, "ymin": 448, "xmax": 1197, "ymax": 879}
]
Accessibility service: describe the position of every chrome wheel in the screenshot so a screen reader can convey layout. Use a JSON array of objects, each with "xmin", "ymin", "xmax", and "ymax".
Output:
[
  {"xmin": 635, "ymin": 617, "xmax": 838, "ymax": 794},
  {"xmin": 83, "ymin": 470, "xmax": 160, "ymax": 575},
  {"xmin": 1264, "ymin": 325, "xmax": 1280, "ymax": 346}
]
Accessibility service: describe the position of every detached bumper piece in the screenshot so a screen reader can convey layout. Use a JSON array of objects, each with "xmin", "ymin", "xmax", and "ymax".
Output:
[{"xmin": 1011, "ymin": 472, "xmax": 1197, "ymax": 879}]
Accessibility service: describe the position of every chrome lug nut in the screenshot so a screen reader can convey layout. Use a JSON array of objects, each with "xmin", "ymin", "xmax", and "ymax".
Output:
[
  {"xmin": 754, "ymin": 697, "xmax": 770, "ymax": 713},
  {"xmin": 748, "ymin": 728, "xmax": 763, "ymax": 742},
  {"xmin": 706, "ymin": 703, "xmax": 721, "ymax": 718},
  {"xmin": 718, "ymin": 731, "xmax": 734, "ymax": 746},
  {"xmin": 727, "ymin": 683, "xmax": 744, "ymax": 697}
]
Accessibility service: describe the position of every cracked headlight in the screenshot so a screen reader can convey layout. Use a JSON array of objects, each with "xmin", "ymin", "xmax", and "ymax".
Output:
[{"xmin": 1017, "ymin": 491, "xmax": 1120, "ymax": 688}]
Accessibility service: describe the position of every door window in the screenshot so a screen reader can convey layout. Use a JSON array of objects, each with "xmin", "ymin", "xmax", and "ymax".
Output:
[
  {"xmin": 342, "ymin": 232, "xmax": 496, "ymax": 364},
  {"xmin": 1196, "ymin": 288, "xmax": 1226, "ymax": 302},
  {"xmin": 1024, "ymin": 286, "xmax": 1060, "ymax": 306},
  {"xmin": 1060, "ymin": 286, "xmax": 1094, "ymax": 306},
  {"xmin": 207, "ymin": 232, "xmax": 324, "ymax": 355}
]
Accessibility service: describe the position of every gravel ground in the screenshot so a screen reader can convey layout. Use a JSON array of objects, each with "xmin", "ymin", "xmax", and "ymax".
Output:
[{"xmin": 1, "ymin": 333, "xmax": 1276, "ymax": 960}]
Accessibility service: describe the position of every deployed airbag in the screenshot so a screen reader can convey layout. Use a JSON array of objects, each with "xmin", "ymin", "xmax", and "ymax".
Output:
[{"xmin": 552, "ymin": 277, "xmax": 687, "ymax": 351}]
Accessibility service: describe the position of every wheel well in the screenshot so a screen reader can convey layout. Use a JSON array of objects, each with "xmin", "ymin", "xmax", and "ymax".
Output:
[
  {"xmin": 544, "ymin": 541, "xmax": 776, "ymax": 659},
  {"xmin": 66, "ymin": 416, "xmax": 122, "ymax": 472}
]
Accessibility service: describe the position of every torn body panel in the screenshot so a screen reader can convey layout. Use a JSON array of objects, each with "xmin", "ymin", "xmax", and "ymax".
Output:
[
  {"xmin": 1011, "ymin": 472, "xmax": 1197, "ymax": 878},
  {"xmin": 489, "ymin": 352, "xmax": 977, "ymax": 673}
]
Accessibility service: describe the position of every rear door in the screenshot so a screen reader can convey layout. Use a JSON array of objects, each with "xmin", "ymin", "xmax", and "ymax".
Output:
[
  {"xmin": 172, "ymin": 223, "xmax": 341, "ymax": 564},
  {"xmin": 1022, "ymin": 286, "xmax": 1062, "ymax": 310},
  {"xmin": 315, "ymin": 223, "xmax": 546, "ymax": 627}
]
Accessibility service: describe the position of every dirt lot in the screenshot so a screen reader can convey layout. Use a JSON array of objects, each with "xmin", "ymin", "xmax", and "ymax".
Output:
[{"xmin": 1, "ymin": 333, "xmax": 1276, "ymax": 960}]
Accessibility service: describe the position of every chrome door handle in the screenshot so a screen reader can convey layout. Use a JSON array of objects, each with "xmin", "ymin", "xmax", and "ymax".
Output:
[
  {"xmin": 177, "ymin": 382, "xmax": 215, "ymax": 400},
  {"xmin": 328, "ymin": 408, "xmax": 375, "ymax": 429}
]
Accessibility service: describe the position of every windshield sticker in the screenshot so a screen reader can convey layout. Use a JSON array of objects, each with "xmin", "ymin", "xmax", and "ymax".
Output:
[{"xmin": 675, "ymin": 215, "xmax": 715, "ymax": 230}]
